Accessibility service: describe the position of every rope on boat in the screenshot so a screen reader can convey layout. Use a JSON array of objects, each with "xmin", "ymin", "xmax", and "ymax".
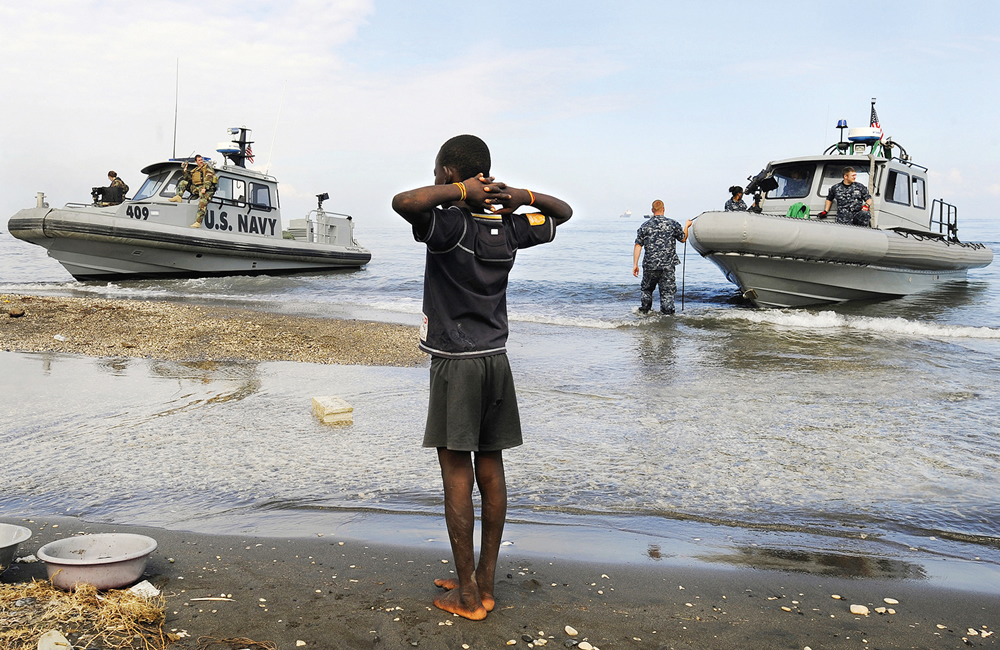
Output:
[{"xmin": 681, "ymin": 236, "xmax": 687, "ymax": 311}]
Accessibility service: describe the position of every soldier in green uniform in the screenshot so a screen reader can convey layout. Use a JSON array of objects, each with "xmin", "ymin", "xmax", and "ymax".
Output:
[
  {"xmin": 169, "ymin": 154, "xmax": 218, "ymax": 228},
  {"xmin": 107, "ymin": 171, "xmax": 128, "ymax": 205}
]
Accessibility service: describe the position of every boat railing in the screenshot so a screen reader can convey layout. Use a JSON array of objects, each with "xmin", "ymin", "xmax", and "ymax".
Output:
[
  {"xmin": 297, "ymin": 209, "xmax": 354, "ymax": 245},
  {"xmin": 214, "ymin": 196, "xmax": 249, "ymax": 209},
  {"xmin": 65, "ymin": 202, "xmax": 118, "ymax": 209},
  {"xmin": 930, "ymin": 199, "xmax": 959, "ymax": 242}
]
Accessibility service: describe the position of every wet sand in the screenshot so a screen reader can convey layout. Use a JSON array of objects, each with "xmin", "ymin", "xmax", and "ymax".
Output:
[
  {"xmin": 3, "ymin": 516, "xmax": 997, "ymax": 650},
  {"xmin": 3, "ymin": 295, "xmax": 999, "ymax": 648},
  {"xmin": 0, "ymin": 294, "xmax": 426, "ymax": 366}
]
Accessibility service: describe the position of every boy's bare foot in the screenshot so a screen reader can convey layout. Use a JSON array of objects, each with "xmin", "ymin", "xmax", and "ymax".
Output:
[
  {"xmin": 434, "ymin": 578, "xmax": 495, "ymax": 612},
  {"xmin": 432, "ymin": 584, "xmax": 487, "ymax": 620}
]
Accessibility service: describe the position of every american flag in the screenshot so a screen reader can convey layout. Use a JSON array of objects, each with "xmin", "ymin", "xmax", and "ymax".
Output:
[
  {"xmin": 870, "ymin": 103, "xmax": 881, "ymax": 136},
  {"xmin": 246, "ymin": 145, "xmax": 254, "ymax": 164}
]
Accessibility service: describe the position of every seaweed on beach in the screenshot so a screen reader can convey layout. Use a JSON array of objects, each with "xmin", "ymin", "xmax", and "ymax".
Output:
[
  {"xmin": 0, "ymin": 579, "xmax": 167, "ymax": 650},
  {"xmin": 196, "ymin": 637, "xmax": 278, "ymax": 650}
]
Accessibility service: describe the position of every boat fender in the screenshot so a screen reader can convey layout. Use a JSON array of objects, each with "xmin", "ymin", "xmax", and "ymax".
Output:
[{"xmin": 786, "ymin": 202, "xmax": 810, "ymax": 219}]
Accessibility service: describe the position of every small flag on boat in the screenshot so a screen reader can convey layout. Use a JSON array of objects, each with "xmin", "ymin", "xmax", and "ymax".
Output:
[
  {"xmin": 246, "ymin": 145, "xmax": 254, "ymax": 164},
  {"xmin": 870, "ymin": 101, "xmax": 882, "ymax": 138}
]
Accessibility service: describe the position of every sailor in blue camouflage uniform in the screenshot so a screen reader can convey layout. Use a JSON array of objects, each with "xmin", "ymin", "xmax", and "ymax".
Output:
[
  {"xmin": 724, "ymin": 185, "xmax": 747, "ymax": 211},
  {"xmin": 633, "ymin": 199, "xmax": 691, "ymax": 314},
  {"xmin": 821, "ymin": 166, "xmax": 872, "ymax": 226}
]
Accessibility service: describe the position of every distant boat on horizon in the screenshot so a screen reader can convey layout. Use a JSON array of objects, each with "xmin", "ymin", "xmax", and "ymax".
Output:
[{"xmin": 618, "ymin": 209, "xmax": 632, "ymax": 218}]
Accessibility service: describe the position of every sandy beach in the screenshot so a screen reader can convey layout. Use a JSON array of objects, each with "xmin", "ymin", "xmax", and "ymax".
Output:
[
  {"xmin": 0, "ymin": 294, "xmax": 426, "ymax": 366},
  {"xmin": 3, "ymin": 515, "xmax": 998, "ymax": 650},
  {"xmin": 2, "ymin": 294, "xmax": 999, "ymax": 648}
]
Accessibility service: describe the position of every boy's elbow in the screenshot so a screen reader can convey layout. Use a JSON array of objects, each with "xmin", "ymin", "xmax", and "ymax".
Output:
[
  {"xmin": 391, "ymin": 194, "xmax": 410, "ymax": 216},
  {"xmin": 553, "ymin": 205, "xmax": 573, "ymax": 225}
]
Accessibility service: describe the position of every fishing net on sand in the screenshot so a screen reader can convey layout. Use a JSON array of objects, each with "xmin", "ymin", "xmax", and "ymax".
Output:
[{"xmin": 0, "ymin": 579, "xmax": 167, "ymax": 650}]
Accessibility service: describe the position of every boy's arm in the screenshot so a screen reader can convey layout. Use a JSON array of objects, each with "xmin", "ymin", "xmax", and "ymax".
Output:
[
  {"xmin": 392, "ymin": 184, "xmax": 465, "ymax": 231},
  {"xmin": 392, "ymin": 175, "xmax": 507, "ymax": 230},
  {"xmin": 492, "ymin": 187, "xmax": 572, "ymax": 225}
]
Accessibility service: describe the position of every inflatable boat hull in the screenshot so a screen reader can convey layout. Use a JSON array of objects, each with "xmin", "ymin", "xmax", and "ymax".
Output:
[
  {"xmin": 689, "ymin": 211, "xmax": 993, "ymax": 308},
  {"xmin": 8, "ymin": 206, "xmax": 371, "ymax": 281}
]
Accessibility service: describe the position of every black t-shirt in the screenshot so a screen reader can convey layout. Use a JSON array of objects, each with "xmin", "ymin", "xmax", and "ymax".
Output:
[{"xmin": 414, "ymin": 206, "xmax": 556, "ymax": 358}]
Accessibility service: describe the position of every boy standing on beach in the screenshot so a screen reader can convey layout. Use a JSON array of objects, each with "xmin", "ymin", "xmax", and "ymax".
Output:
[{"xmin": 392, "ymin": 135, "xmax": 572, "ymax": 620}]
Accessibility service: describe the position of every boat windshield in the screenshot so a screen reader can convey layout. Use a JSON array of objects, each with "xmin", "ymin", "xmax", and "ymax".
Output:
[
  {"xmin": 159, "ymin": 171, "xmax": 185, "ymax": 198},
  {"xmin": 818, "ymin": 163, "xmax": 870, "ymax": 197},
  {"xmin": 133, "ymin": 170, "xmax": 170, "ymax": 201},
  {"xmin": 765, "ymin": 163, "xmax": 815, "ymax": 199}
]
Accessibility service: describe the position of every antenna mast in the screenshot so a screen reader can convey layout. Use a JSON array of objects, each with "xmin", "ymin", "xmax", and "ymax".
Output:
[
  {"xmin": 172, "ymin": 59, "xmax": 179, "ymax": 158},
  {"xmin": 264, "ymin": 80, "xmax": 287, "ymax": 173}
]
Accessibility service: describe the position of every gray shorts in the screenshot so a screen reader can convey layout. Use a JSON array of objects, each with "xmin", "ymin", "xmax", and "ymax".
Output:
[{"xmin": 423, "ymin": 353, "xmax": 523, "ymax": 452}]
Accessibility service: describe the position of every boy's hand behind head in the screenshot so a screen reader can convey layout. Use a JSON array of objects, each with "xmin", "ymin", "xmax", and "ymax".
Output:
[
  {"xmin": 464, "ymin": 174, "xmax": 510, "ymax": 211},
  {"xmin": 487, "ymin": 186, "xmax": 533, "ymax": 215}
]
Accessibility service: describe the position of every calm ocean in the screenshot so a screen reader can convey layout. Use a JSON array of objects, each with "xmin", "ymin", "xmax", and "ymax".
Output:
[{"xmin": 2, "ymin": 213, "xmax": 999, "ymax": 591}]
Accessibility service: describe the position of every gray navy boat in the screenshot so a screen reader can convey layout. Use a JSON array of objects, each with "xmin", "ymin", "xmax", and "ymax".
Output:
[
  {"xmin": 688, "ymin": 107, "xmax": 993, "ymax": 308},
  {"xmin": 7, "ymin": 127, "xmax": 371, "ymax": 280}
]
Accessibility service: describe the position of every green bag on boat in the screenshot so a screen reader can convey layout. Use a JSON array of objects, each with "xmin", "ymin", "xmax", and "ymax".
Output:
[{"xmin": 786, "ymin": 202, "xmax": 810, "ymax": 219}]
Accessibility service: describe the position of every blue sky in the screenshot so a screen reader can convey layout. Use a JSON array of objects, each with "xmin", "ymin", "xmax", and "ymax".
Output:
[{"xmin": 2, "ymin": 1, "xmax": 998, "ymax": 229}]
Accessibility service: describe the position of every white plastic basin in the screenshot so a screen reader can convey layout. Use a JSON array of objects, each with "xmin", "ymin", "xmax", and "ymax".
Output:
[
  {"xmin": 0, "ymin": 523, "xmax": 32, "ymax": 573},
  {"xmin": 37, "ymin": 533, "xmax": 157, "ymax": 590}
]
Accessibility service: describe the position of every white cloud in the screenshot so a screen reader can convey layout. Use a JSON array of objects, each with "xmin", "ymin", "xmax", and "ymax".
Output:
[{"xmin": 3, "ymin": 1, "xmax": 1000, "ymax": 229}]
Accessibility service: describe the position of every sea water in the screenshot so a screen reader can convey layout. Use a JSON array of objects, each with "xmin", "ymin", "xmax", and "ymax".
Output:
[{"xmin": 2, "ymin": 215, "xmax": 999, "ymax": 590}]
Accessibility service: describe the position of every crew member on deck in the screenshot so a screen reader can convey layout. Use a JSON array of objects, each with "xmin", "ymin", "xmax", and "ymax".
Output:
[
  {"xmin": 819, "ymin": 166, "xmax": 872, "ymax": 227},
  {"xmin": 724, "ymin": 186, "xmax": 747, "ymax": 211},
  {"xmin": 170, "ymin": 154, "xmax": 218, "ymax": 228},
  {"xmin": 106, "ymin": 171, "xmax": 128, "ymax": 205}
]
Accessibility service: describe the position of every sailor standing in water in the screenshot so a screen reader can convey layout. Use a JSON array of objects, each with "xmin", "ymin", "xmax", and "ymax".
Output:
[
  {"xmin": 632, "ymin": 200, "xmax": 691, "ymax": 315},
  {"xmin": 169, "ymin": 154, "xmax": 218, "ymax": 228}
]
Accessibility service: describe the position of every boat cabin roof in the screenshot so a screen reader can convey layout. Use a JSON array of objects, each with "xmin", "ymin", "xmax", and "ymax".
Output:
[
  {"xmin": 140, "ymin": 160, "xmax": 276, "ymax": 183},
  {"xmin": 770, "ymin": 154, "xmax": 887, "ymax": 168}
]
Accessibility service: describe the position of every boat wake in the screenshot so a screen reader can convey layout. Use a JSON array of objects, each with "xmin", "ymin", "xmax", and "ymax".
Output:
[{"xmin": 710, "ymin": 308, "xmax": 1000, "ymax": 339}]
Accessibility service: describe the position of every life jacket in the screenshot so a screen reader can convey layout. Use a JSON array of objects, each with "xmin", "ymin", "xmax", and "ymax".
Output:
[{"xmin": 189, "ymin": 166, "xmax": 216, "ymax": 188}]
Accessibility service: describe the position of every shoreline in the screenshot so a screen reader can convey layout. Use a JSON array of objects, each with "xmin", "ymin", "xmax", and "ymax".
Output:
[
  {"xmin": 0, "ymin": 293, "xmax": 426, "ymax": 366},
  {"xmin": 3, "ymin": 515, "xmax": 997, "ymax": 649}
]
